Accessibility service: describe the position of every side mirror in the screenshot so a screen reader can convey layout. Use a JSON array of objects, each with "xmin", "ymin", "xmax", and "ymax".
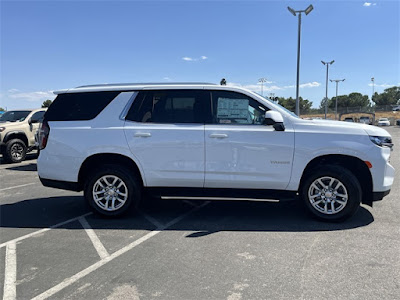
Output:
[
  {"xmin": 28, "ymin": 118, "xmax": 32, "ymax": 125},
  {"xmin": 264, "ymin": 111, "xmax": 285, "ymax": 131}
]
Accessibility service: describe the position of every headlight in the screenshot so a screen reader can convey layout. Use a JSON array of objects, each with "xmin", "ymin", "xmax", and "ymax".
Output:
[
  {"xmin": 0, "ymin": 127, "xmax": 5, "ymax": 132},
  {"xmin": 369, "ymin": 136, "xmax": 393, "ymax": 148}
]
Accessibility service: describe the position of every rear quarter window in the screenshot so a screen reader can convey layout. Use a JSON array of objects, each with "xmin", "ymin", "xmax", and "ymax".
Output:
[{"xmin": 44, "ymin": 91, "xmax": 120, "ymax": 121}]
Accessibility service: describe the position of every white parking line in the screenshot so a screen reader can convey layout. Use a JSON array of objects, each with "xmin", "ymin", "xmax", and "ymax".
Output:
[
  {"xmin": 78, "ymin": 217, "xmax": 110, "ymax": 260},
  {"xmin": 3, "ymin": 241, "xmax": 16, "ymax": 300},
  {"xmin": 31, "ymin": 201, "xmax": 210, "ymax": 300},
  {"xmin": 183, "ymin": 200, "xmax": 198, "ymax": 207},
  {"xmin": 0, "ymin": 183, "xmax": 36, "ymax": 192},
  {"xmin": 0, "ymin": 212, "xmax": 93, "ymax": 249},
  {"xmin": 140, "ymin": 212, "xmax": 164, "ymax": 228}
]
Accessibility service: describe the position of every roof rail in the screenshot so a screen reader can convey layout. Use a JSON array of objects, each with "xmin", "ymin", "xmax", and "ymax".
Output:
[{"xmin": 75, "ymin": 82, "xmax": 217, "ymax": 88}]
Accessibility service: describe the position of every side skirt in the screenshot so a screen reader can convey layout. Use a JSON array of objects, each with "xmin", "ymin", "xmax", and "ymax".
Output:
[{"xmin": 146, "ymin": 187, "xmax": 298, "ymax": 202}]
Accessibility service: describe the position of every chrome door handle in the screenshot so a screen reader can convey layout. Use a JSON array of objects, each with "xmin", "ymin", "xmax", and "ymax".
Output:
[
  {"xmin": 209, "ymin": 133, "xmax": 228, "ymax": 139},
  {"xmin": 134, "ymin": 132, "xmax": 152, "ymax": 137}
]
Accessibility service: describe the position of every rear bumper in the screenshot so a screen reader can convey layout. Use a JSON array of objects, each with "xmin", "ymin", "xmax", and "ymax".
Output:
[{"xmin": 39, "ymin": 177, "xmax": 81, "ymax": 192}]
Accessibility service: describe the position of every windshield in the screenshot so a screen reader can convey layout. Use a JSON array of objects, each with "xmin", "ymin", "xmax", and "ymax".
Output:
[{"xmin": 0, "ymin": 110, "xmax": 31, "ymax": 123}]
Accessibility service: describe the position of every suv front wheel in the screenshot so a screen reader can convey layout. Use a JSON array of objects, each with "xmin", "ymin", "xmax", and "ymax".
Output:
[
  {"xmin": 301, "ymin": 165, "xmax": 361, "ymax": 222},
  {"xmin": 84, "ymin": 165, "xmax": 141, "ymax": 217}
]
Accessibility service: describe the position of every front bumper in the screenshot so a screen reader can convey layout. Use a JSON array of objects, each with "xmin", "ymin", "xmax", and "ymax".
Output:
[
  {"xmin": 372, "ymin": 189, "xmax": 391, "ymax": 202},
  {"xmin": 39, "ymin": 177, "xmax": 81, "ymax": 192},
  {"xmin": 0, "ymin": 141, "xmax": 5, "ymax": 153}
]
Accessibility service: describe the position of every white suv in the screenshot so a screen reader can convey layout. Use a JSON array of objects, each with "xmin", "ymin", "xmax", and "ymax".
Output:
[{"xmin": 37, "ymin": 83, "xmax": 395, "ymax": 221}]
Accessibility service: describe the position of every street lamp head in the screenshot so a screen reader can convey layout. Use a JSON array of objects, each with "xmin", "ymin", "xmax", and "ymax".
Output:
[
  {"xmin": 330, "ymin": 60, "xmax": 335, "ymax": 64},
  {"xmin": 305, "ymin": 4, "xmax": 314, "ymax": 15},
  {"xmin": 321, "ymin": 61, "xmax": 326, "ymax": 65},
  {"xmin": 341, "ymin": 79, "xmax": 345, "ymax": 82},
  {"xmin": 287, "ymin": 6, "xmax": 297, "ymax": 16},
  {"xmin": 330, "ymin": 79, "xmax": 334, "ymax": 82}
]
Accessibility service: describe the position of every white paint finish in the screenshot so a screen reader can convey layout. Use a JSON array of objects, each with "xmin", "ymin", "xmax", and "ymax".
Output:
[
  {"xmin": 205, "ymin": 124, "xmax": 295, "ymax": 189},
  {"xmin": 0, "ymin": 213, "xmax": 92, "ymax": 249},
  {"xmin": 38, "ymin": 92, "xmax": 144, "ymax": 183},
  {"xmin": 0, "ymin": 183, "xmax": 35, "ymax": 192},
  {"xmin": 124, "ymin": 123, "xmax": 205, "ymax": 187},
  {"xmin": 286, "ymin": 120, "xmax": 395, "ymax": 192},
  {"xmin": 3, "ymin": 242, "xmax": 16, "ymax": 300},
  {"xmin": 38, "ymin": 84, "xmax": 394, "ymax": 198},
  {"xmin": 31, "ymin": 202, "xmax": 209, "ymax": 300},
  {"xmin": 78, "ymin": 217, "xmax": 110, "ymax": 260}
]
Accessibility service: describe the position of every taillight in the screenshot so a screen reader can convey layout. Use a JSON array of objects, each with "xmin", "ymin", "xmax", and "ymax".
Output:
[{"xmin": 38, "ymin": 120, "xmax": 50, "ymax": 150}]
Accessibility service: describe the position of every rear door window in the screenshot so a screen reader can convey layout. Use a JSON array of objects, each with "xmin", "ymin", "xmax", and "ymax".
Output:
[
  {"xmin": 126, "ymin": 90, "xmax": 211, "ymax": 124},
  {"xmin": 45, "ymin": 91, "xmax": 120, "ymax": 121}
]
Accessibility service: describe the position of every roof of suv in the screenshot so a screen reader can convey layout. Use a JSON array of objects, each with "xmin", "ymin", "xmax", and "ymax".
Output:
[{"xmin": 54, "ymin": 82, "xmax": 219, "ymax": 94}]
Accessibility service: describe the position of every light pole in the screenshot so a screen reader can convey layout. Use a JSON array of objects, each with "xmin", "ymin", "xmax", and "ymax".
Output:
[
  {"xmin": 371, "ymin": 77, "xmax": 375, "ymax": 101},
  {"xmin": 269, "ymin": 93, "xmax": 275, "ymax": 101},
  {"xmin": 321, "ymin": 60, "xmax": 335, "ymax": 119},
  {"xmin": 330, "ymin": 79, "xmax": 345, "ymax": 120},
  {"xmin": 287, "ymin": 4, "xmax": 314, "ymax": 116},
  {"xmin": 258, "ymin": 78, "xmax": 267, "ymax": 96}
]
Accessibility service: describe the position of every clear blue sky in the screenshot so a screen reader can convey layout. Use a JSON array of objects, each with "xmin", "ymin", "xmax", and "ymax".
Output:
[{"xmin": 1, "ymin": 0, "xmax": 399, "ymax": 110}]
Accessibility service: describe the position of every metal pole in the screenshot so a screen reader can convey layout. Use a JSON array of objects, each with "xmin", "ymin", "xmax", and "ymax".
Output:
[
  {"xmin": 372, "ymin": 81, "xmax": 374, "ymax": 98},
  {"xmin": 335, "ymin": 81, "xmax": 338, "ymax": 120},
  {"xmin": 295, "ymin": 13, "xmax": 302, "ymax": 116},
  {"xmin": 371, "ymin": 77, "xmax": 375, "ymax": 102},
  {"xmin": 324, "ymin": 64, "xmax": 329, "ymax": 119},
  {"xmin": 261, "ymin": 82, "xmax": 264, "ymax": 96}
]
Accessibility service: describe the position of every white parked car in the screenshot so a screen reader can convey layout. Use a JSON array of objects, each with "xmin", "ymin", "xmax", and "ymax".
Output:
[
  {"xmin": 37, "ymin": 83, "xmax": 395, "ymax": 222},
  {"xmin": 378, "ymin": 118, "xmax": 390, "ymax": 126}
]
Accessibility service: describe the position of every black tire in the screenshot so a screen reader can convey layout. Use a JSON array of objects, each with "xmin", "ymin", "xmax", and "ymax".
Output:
[
  {"xmin": 84, "ymin": 164, "xmax": 141, "ymax": 217},
  {"xmin": 4, "ymin": 139, "xmax": 27, "ymax": 163},
  {"xmin": 301, "ymin": 165, "xmax": 361, "ymax": 222}
]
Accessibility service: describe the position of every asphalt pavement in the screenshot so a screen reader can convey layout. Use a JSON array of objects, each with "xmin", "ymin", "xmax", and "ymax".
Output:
[{"xmin": 1, "ymin": 127, "xmax": 399, "ymax": 300}]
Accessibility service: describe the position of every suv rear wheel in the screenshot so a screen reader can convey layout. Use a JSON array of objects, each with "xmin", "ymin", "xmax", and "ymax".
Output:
[
  {"xmin": 84, "ymin": 165, "xmax": 141, "ymax": 217},
  {"xmin": 301, "ymin": 165, "xmax": 361, "ymax": 222},
  {"xmin": 4, "ymin": 139, "xmax": 27, "ymax": 163}
]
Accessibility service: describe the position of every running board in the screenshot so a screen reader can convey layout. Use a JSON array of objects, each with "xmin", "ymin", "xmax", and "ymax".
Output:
[{"xmin": 161, "ymin": 196, "xmax": 280, "ymax": 202}]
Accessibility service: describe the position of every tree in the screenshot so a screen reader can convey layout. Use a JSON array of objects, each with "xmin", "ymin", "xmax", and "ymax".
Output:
[
  {"xmin": 42, "ymin": 100, "xmax": 53, "ymax": 108},
  {"xmin": 372, "ymin": 86, "xmax": 400, "ymax": 106},
  {"xmin": 0, "ymin": 107, "xmax": 5, "ymax": 112},
  {"xmin": 325, "ymin": 92, "xmax": 370, "ymax": 109},
  {"xmin": 277, "ymin": 97, "xmax": 313, "ymax": 114},
  {"xmin": 319, "ymin": 97, "xmax": 331, "ymax": 110}
]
